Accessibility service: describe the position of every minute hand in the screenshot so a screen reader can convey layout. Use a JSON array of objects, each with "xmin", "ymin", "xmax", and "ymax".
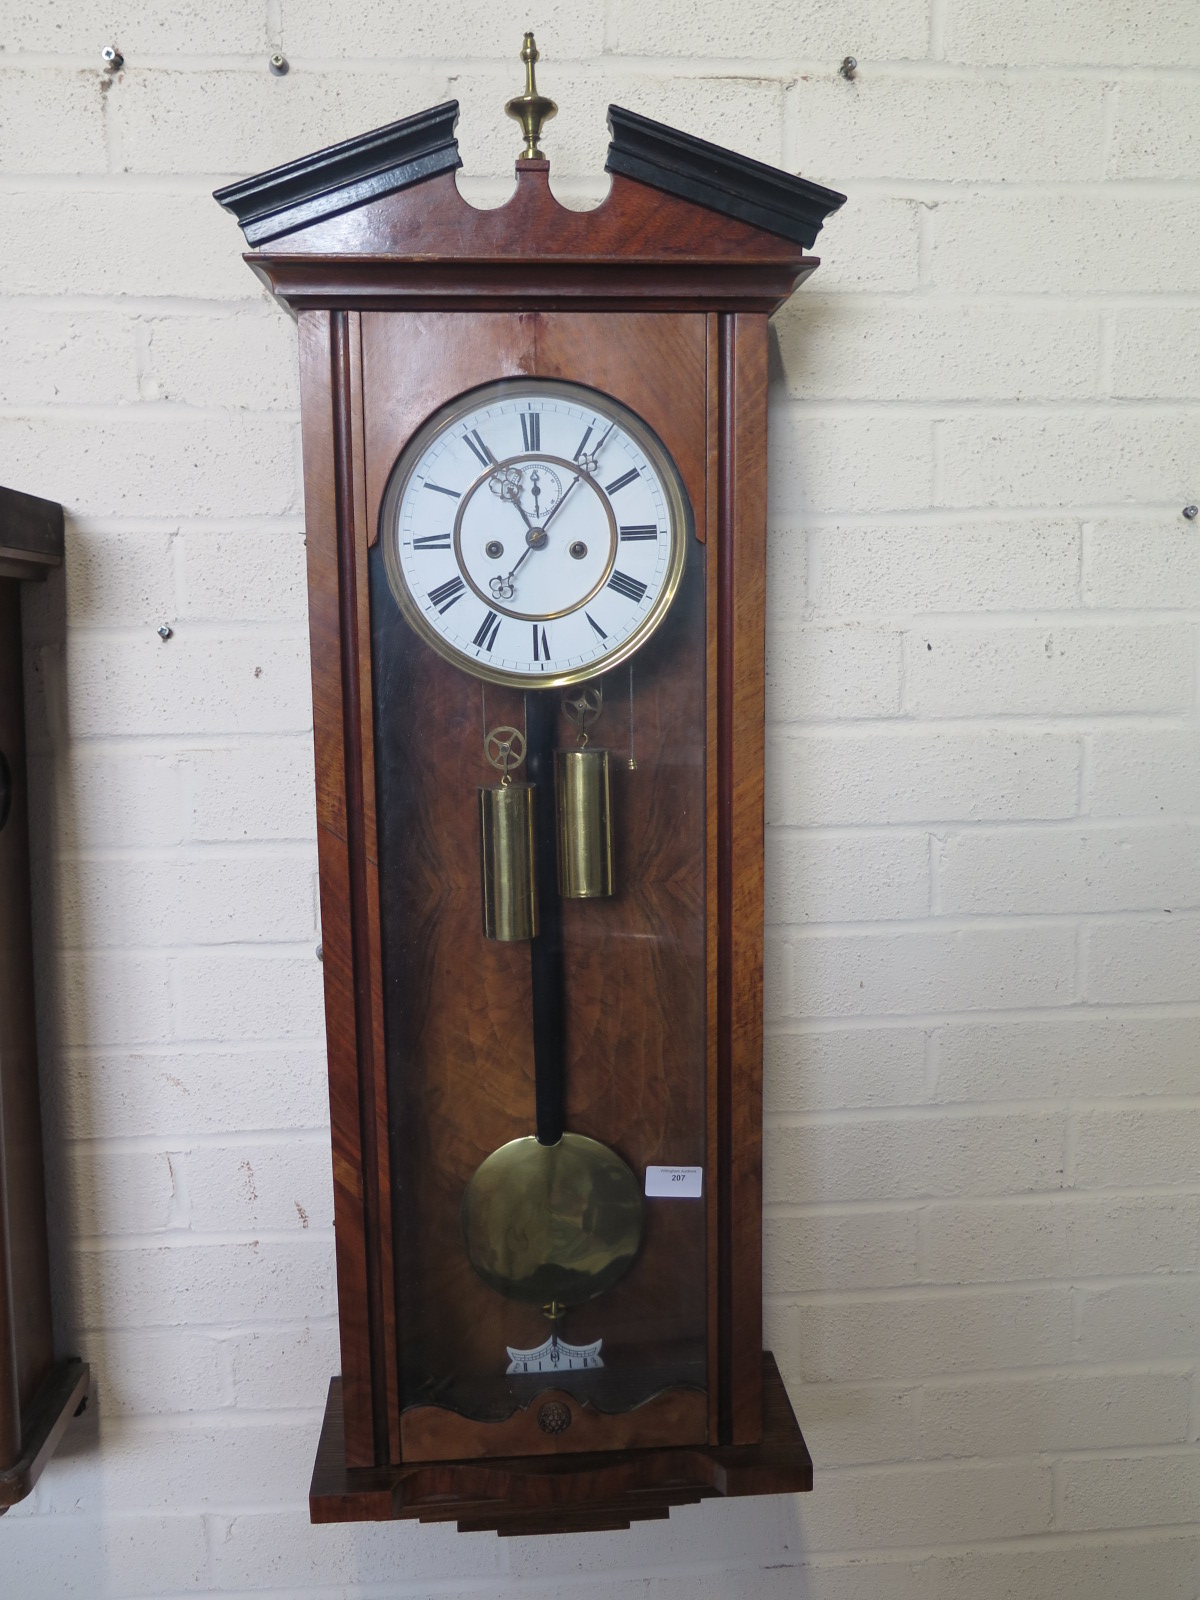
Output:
[{"xmin": 541, "ymin": 421, "xmax": 617, "ymax": 534}]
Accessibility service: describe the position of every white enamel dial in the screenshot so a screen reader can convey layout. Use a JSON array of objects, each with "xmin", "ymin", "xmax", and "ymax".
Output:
[{"xmin": 380, "ymin": 379, "xmax": 689, "ymax": 687}]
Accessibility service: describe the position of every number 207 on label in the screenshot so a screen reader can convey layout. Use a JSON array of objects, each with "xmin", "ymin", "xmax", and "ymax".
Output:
[{"xmin": 645, "ymin": 1165, "xmax": 704, "ymax": 1199}]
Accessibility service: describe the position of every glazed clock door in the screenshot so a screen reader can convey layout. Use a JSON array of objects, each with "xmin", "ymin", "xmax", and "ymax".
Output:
[{"xmin": 361, "ymin": 310, "xmax": 714, "ymax": 1460}]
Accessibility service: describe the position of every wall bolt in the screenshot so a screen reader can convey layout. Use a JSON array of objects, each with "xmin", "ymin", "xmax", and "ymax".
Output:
[
  {"xmin": 101, "ymin": 46, "xmax": 124, "ymax": 71},
  {"xmin": 157, "ymin": 623, "xmax": 173, "ymax": 641},
  {"xmin": 316, "ymin": 941, "xmax": 324, "ymax": 962},
  {"xmin": 269, "ymin": 53, "xmax": 289, "ymax": 76},
  {"xmin": 1184, "ymin": 505, "xmax": 1198, "ymax": 521},
  {"xmin": 840, "ymin": 56, "xmax": 858, "ymax": 80}
]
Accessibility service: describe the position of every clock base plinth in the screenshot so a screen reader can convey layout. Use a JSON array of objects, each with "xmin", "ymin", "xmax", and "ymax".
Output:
[{"xmin": 309, "ymin": 1352, "xmax": 811, "ymax": 1536}]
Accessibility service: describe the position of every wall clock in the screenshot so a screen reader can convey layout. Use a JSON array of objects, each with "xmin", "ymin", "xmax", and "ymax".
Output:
[{"xmin": 217, "ymin": 36, "xmax": 844, "ymax": 1535}]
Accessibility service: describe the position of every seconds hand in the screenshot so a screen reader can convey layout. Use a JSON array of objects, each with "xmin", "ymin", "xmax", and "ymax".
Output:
[{"xmin": 498, "ymin": 420, "xmax": 617, "ymax": 592}]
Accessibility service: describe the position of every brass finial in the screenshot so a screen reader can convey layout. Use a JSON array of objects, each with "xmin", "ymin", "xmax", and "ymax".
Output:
[{"xmin": 505, "ymin": 31, "xmax": 557, "ymax": 161}]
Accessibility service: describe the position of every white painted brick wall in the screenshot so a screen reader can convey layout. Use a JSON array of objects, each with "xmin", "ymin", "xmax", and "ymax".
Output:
[{"xmin": 3, "ymin": 4, "xmax": 1199, "ymax": 1596}]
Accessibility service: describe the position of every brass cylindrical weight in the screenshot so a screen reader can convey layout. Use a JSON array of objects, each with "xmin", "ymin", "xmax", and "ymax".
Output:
[
  {"xmin": 555, "ymin": 748, "xmax": 614, "ymax": 899},
  {"xmin": 479, "ymin": 782, "xmax": 538, "ymax": 941}
]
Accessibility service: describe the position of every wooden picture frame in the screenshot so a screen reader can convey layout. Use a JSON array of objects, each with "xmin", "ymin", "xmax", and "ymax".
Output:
[{"xmin": 0, "ymin": 486, "xmax": 90, "ymax": 1513}]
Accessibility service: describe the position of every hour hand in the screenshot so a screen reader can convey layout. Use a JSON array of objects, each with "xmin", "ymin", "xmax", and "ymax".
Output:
[{"xmin": 488, "ymin": 466, "xmax": 534, "ymax": 530}]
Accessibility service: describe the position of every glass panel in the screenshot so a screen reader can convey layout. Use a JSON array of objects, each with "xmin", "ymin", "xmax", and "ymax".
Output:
[{"xmin": 370, "ymin": 384, "xmax": 707, "ymax": 1442}]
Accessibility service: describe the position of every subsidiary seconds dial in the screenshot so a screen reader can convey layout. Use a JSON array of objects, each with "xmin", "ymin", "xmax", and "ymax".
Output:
[{"xmin": 380, "ymin": 379, "xmax": 689, "ymax": 687}]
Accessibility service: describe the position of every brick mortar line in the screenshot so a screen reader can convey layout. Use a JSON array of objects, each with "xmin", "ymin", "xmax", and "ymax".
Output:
[
  {"xmin": 763, "ymin": 1002, "xmax": 1200, "ymax": 1028},
  {"xmin": 767, "ymin": 1278, "xmax": 1200, "ymax": 1304},
  {"xmin": 813, "ymin": 1445, "xmax": 1200, "ymax": 1472},
  {"xmin": 772, "ymin": 1009, "xmax": 1187, "ymax": 1026},
  {"xmin": 790, "ymin": 1362, "xmax": 1198, "ymax": 1386},
  {"xmin": 54, "ymin": 1039, "xmax": 330, "ymax": 1056},
  {"xmin": 824, "ymin": 176, "xmax": 1200, "ymax": 195},
  {"xmin": 767, "ymin": 1103, "xmax": 1200, "ymax": 1124},
  {"xmin": 766, "ymin": 820, "xmax": 1200, "ymax": 837},
  {"xmin": 741, "ymin": 1528, "xmax": 1200, "ymax": 1567},
  {"xmin": 57, "ymin": 844, "xmax": 319, "ymax": 859},
  {"xmin": 0, "ymin": 295, "xmax": 270, "ymax": 311},
  {"xmin": 53, "ymin": 938, "xmax": 322, "ymax": 953},
  {"xmin": 786, "ymin": 391, "xmax": 1200, "ymax": 404},
  {"xmin": 770, "ymin": 921, "xmax": 1195, "ymax": 939},
  {"xmin": 70, "ymin": 1229, "xmax": 336, "ymax": 1252},
  {"xmin": 64, "ymin": 1129, "xmax": 332, "ymax": 1150},
  {"xmin": 778, "ymin": 908, "xmax": 1200, "ymax": 932},
  {"xmin": 787, "ymin": 508, "xmax": 1200, "ymax": 524},
  {"xmin": 65, "ymin": 1318, "xmax": 339, "ymax": 1335},
  {"xmin": 764, "ymin": 714, "xmax": 1200, "ymax": 731},
  {"xmin": 0, "ymin": 402, "xmax": 303, "ymax": 420},
  {"xmin": 25, "ymin": 620, "xmax": 311, "ymax": 638},
  {"xmin": 44, "ymin": 1409, "xmax": 332, "ymax": 1434},
  {"xmin": 767, "ymin": 1200, "xmax": 1200, "ymax": 1218},
  {"xmin": 764, "ymin": 712, "xmax": 1200, "ymax": 730},
  {"xmin": 764, "ymin": 1194, "xmax": 1200, "ymax": 1214}
]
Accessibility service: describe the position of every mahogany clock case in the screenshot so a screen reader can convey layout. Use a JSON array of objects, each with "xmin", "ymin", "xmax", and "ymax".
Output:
[
  {"xmin": 0, "ymin": 486, "xmax": 90, "ymax": 1512},
  {"xmin": 368, "ymin": 312, "xmax": 709, "ymax": 1462},
  {"xmin": 217, "ymin": 94, "xmax": 844, "ymax": 1531}
]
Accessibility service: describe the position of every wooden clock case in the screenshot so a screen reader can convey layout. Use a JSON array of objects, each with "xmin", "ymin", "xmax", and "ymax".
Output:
[
  {"xmin": 0, "ymin": 487, "xmax": 90, "ymax": 1512},
  {"xmin": 217, "ymin": 101, "xmax": 844, "ymax": 1535}
]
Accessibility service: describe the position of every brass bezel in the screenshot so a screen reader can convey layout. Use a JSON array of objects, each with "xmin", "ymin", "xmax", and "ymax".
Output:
[{"xmin": 380, "ymin": 377, "xmax": 692, "ymax": 689}]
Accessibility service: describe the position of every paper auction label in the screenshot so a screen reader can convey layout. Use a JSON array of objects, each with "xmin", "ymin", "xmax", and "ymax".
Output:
[{"xmin": 645, "ymin": 1165, "xmax": 703, "ymax": 1198}]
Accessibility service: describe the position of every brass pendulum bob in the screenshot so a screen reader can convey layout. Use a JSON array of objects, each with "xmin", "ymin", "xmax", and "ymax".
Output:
[
  {"xmin": 479, "ymin": 727, "xmax": 538, "ymax": 942},
  {"xmin": 462, "ymin": 690, "xmax": 642, "ymax": 1313},
  {"xmin": 556, "ymin": 685, "xmax": 614, "ymax": 900}
]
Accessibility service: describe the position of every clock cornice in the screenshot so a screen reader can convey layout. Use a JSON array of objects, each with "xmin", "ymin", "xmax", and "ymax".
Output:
[
  {"xmin": 214, "ymin": 99, "xmax": 846, "ymax": 317},
  {"xmin": 604, "ymin": 104, "xmax": 844, "ymax": 250},
  {"xmin": 213, "ymin": 101, "xmax": 463, "ymax": 248}
]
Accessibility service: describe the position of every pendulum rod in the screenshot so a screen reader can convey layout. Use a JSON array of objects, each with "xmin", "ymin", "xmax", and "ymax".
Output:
[
  {"xmin": 525, "ymin": 688, "xmax": 565, "ymax": 1145},
  {"xmin": 463, "ymin": 685, "xmax": 642, "ymax": 1314}
]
